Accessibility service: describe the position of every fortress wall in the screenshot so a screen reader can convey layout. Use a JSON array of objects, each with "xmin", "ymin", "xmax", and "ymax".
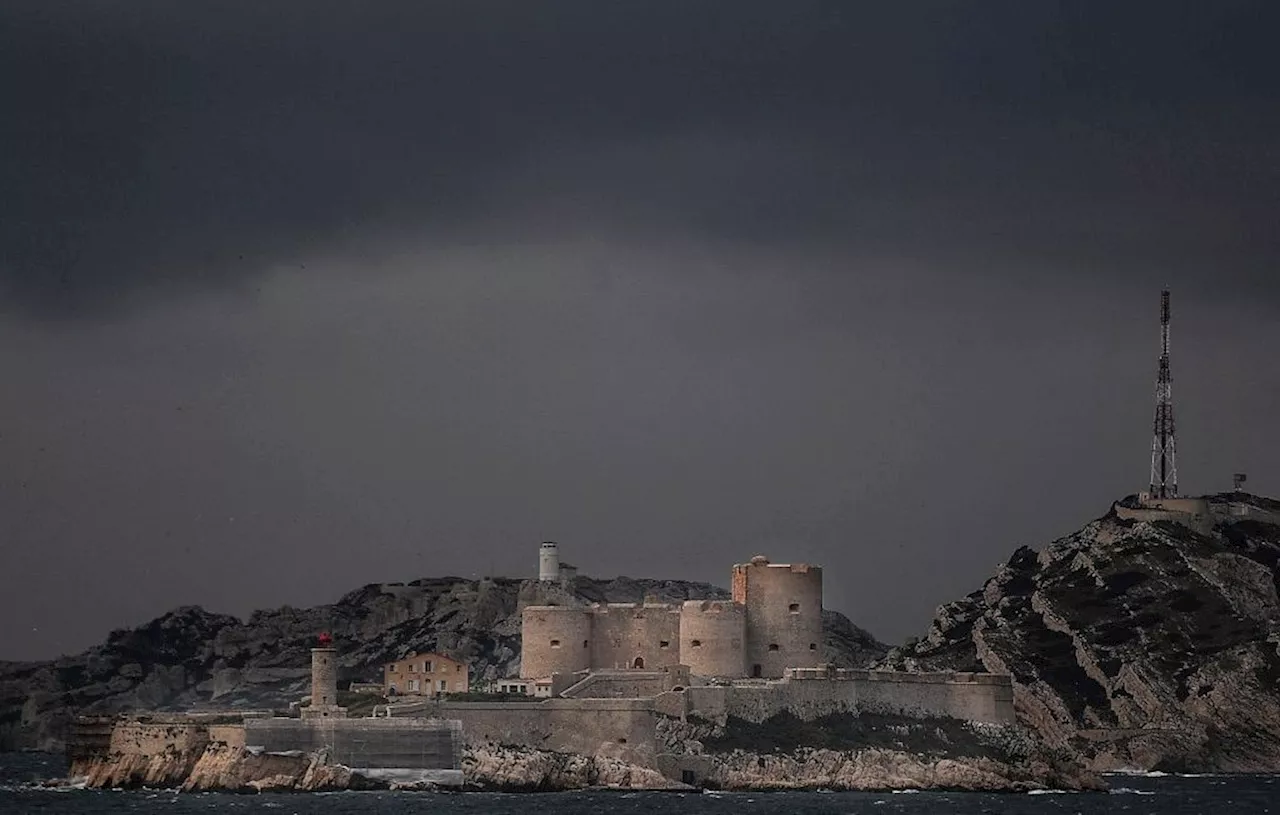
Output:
[
  {"xmin": 207, "ymin": 724, "xmax": 245, "ymax": 749},
  {"xmin": 521, "ymin": 606, "xmax": 593, "ymax": 679},
  {"xmin": 851, "ymin": 672, "xmax": 1015, "ymax": 724},
  {"xmin": 244, "ymin": 718, "xmax": 462, "ymax": 771},
  {"xmin": 1115, "ymin": 504, "xmax": 1214, "ymax": 534},
  {"xmin": 589, "ymin": 604, "xmax": 681, "ymax": 671},
  {"xmin": 679, "ymin": 600, "xmax": 746, "ymax": 678},
  {"xmin": 108, "ymin": 721, "xmax": 210, "ymax": 756},
  {"xmin": 66, "ymin": 716, "xmax": 115, "ymax": 762},
  {"xmin": 437, "ymin": 698, "xmax": 658, "ymax": 764},
  {"xmin": 683, "ymin": 673, "xmax": 1015, "ymax": 725},
  {"xmin": 734, "ymin": 560, "xmax": 824, "ymax": 678},
  {"xmin": 559, "ymin": 670, "xmax": 670, "ymax": 699},
  {"xmin": 1140, "ymin": 497, "xmax": 1210, "ymax": 514}
]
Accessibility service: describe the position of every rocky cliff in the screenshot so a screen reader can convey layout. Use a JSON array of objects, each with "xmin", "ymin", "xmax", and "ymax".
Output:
[
  {"xmin": 657, "ymin": 709, "xmax": 1100, "ymax": 791},
  {"xmin": 881, "ymin": 493, "xmax": 1280, "ymax": 772},
  {"xmin": 61, "ymin": 723, "xmax": 1093, "ymax": 793},
  {"xmin": 1, "ymin": 574, "xmax": 887, "ymax": 752}
]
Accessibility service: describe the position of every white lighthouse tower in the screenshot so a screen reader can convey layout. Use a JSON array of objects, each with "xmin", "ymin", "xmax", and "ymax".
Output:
[{"xmin": 538, "ymin": 541, "xmax": 561, "ymax": 582}]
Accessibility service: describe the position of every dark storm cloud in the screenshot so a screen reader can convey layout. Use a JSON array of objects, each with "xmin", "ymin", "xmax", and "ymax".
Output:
[
  {"xmin": 3, "ymin": 2, "xmax": 1279, "ymax": 661},
  {"xmin": 3, "ymin": 1, "xmax": 1277, "ymax": 316}
]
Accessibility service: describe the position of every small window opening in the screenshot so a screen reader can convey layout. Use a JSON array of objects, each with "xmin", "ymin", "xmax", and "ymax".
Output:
[
  {"xmin": 659, "ymin": 640, "xmax": 670, "ymax": 648},
  {"xmin": 550, "ymin": 639, "xmax": 561, "ymax": 648},
  {"xmin": 751, "ymin": 664, "xmax": 763, "ymax": 678},
  {"xmin": 768, "ymin": 643, "xmax": 779, "ymax": 651},
  {"xmin": 690, "ymin": 639, "xmax": 702, "ymax": 647},
  {"xmin": 809, "ymin": 643, "xmax": 817, "ymax": 650},
  {"xmin": 789, "ymin": 603, "xmax": 800, "ymax": 613},
  {"xmin": 633, "ymin": 657, "xmax": 645, "ymax": 669}
]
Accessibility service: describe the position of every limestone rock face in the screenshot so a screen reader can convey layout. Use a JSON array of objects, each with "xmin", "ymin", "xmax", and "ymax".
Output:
[
  {"xmin": 68, "ymin": 741, "xmax": 383, "ymax": 792},
  {"xmin": 464, "ymin": 744, "xmax": 686, "ymax": 791},
  {"xmin": 699, "ymin": 747, "xmax": 1101, "ymax": 792},
  {"xmin": 2, "ymin": 574, "xmax": 888, "ymax": 751},
  {"xmin": 656, "ymin": 708, "xmax": 1099, "ymax": 792},
  {"xmin": 881, "ymin": 494, "xmax": 1280, "ymax": 772}
]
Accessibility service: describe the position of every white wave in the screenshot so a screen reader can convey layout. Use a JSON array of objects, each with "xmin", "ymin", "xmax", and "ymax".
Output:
[{"xmin": 1110, "ymin": 787, "xmax": 1157, "ymax": 795}]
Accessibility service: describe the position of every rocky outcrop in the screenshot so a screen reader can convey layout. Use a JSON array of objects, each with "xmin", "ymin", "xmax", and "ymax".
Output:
[
  {"xmin": 2, "ymin": 574, "xmax": 887, "ymax": 752},
  {"xmin": 656, "ymin": 709, "xmax": 1100, "ymax": 791},
  {"xmin": 464, "ymin": 745, "xmax": 686, "ymax": 791},
  {"xmin": 69, "ymin": 740, "xmax": 385, "ymax": 792},
  {"xmin": 694, "ymin": 747, "xmax": 1098, "ymax": 792},
  {"xmin": 881, "ymin": 493, "xmax": 1280, "ymax": 773}
]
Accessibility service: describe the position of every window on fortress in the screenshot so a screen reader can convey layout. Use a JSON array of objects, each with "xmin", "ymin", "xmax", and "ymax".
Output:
[
  {"xmin": 691, "ymin": 640, "xmax": 702, "ymax": 647},
  {"xmin": 809, "ymin": 643, "xmax": 817, "ymax": 650},
  {"xmin": 551, "ymin": 640, "xmax": 561, "ymax": 648},
  {"xmin": 659, "ymin": 641, "xmax": 670, "ymax": 649},
  {"xmin": 768, "ymin": 643, "xmax": 779, "ymax": 651},
  {"xmin": 789, "ymin": 603, "xmax": 800, "ymax": 613}
]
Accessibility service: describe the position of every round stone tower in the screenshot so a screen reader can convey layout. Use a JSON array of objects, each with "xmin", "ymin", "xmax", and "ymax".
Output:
[
  {"xmin": 521, "ymin": 605, "xmax": 592, "ymax": 678},
  {"xmin": 732, "ymin": 556, "xmax": 823, "ymax": 679},
  {"xmin": 679, "ymin": 599, "xmax": 747, "ymax": 678},
  {"xmin": 539, "ymin": 541, "xmax": 561, "ymax": 582},
  {"xmin": 307, "ymin": 632, "xmax": 341, "ymax": 716}
]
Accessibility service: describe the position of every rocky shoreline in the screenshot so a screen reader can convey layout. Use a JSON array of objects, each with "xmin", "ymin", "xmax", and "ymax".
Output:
[{"xmin": 56, "ymin": 738, "xmax": 1101, "ymax": 793}]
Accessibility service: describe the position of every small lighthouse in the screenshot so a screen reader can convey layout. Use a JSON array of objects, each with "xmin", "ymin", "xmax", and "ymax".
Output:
[{"xmin": 302, "ymin": 632, "xmax": 347, "ymax": 719}]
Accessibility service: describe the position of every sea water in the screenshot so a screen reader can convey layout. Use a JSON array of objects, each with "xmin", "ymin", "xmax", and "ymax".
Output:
[{"xmin": 2, "ymin": 753, "xmax": 1276, "ymax": 814}]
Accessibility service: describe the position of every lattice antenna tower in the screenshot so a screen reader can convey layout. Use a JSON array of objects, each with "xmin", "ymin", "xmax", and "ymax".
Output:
[{"xmin": 1149, "ymin": 289, "xmax": 1178, "ymax": 498}]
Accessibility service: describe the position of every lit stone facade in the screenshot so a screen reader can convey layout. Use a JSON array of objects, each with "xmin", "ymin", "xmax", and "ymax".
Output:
[
  {"xmin": 383, "ymin": 652, "xmax": 470, "ymax": 696},
  {"xmin": 733, "ymin": 557, "xmax": 824, "ymax": 679},
  {"xmin": 521, "ymin": 605, "xmax": 594, "ymax": 680},
  {"xmin": 521, "ymin": 556, "xmax": 822, "ymax": 680},
  {"xmin": 679, "ymin": 600, "xmax": 747, "ymax": 678}
]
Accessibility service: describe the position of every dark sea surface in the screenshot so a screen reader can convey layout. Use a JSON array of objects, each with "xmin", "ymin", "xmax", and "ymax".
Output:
[{"xmin": 2, "ymin": 753, "xmax": 1276, "ymax": 815}]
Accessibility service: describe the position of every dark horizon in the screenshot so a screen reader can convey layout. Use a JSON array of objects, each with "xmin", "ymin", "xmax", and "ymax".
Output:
[{"xmin": 3, "ymin": 2, "xmax": 1278, "ymax": 661}]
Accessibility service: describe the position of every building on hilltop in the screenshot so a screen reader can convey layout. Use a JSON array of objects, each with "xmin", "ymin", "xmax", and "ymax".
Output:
[
  {"xmin": 537, "ymin": 541, "xmax": 578, "ymax": 585},
  {"xmin": 384, "ymin": 652, "xmax": 469, "ymax": 696},
  {"xmin": 520, "ymin": 552, "xmax": 823, "ymax": 681}
]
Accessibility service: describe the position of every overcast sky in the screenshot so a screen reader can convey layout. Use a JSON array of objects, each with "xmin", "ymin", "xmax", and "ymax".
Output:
[{"xmin": 2, "ymin": 2, "xmax": 1278, "ymax": 661}]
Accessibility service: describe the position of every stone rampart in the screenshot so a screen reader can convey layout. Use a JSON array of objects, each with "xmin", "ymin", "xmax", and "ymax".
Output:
[
  {"xmin": 679, "ymin": 600, "xmax": 746, "ymax": 678},
  {"xmin": 109, "ymin": 721, "xmax": 211, "ymax": 755},
  {"xmin": 521, "ymin": 606, "xmax": 593, "ymax": 679},
  {"xmin": 732, "ymin": 558, "xmax": 823, "ymax": 678},
  {"xmin": 432, "ymin": 698, "xmax": 659, "ymax": 765},
  {"xmin": 559, "ymin": 669, "xmax": 671, "ymax": 699},
  {"xmin": 244, "ymin": 717, "xmax": 462, "ymax": 772},
  {"xmin": 207, "ymin": 724, "xmax": 245, "ymax": 749},
  {"xmin": 683, "ymin": 671, "xmax": 1014, "ymax": 725},
  {"xmin": 590, "ymin": 603, "xmax": 681, "ymax": 671}
]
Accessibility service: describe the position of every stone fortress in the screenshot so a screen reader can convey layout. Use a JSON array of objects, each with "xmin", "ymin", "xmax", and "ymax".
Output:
[
  {"xmin": 68, "ymin": 544, "xmax": 1019, "ymax": 790},
  {"xmin": 523, "ymin": 546, "xmax": 823, "ymax": 681}
]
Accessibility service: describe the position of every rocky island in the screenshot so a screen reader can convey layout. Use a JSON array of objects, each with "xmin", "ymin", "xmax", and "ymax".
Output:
[{"xmin": 5, "ymin": 492, "xmax": 1279, "ymax": 792}]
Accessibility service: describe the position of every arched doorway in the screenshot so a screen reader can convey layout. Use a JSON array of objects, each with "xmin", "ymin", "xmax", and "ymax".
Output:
[{"xmin": 632, "ymin": 656, "xmax": 645, "ymax": 669}]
